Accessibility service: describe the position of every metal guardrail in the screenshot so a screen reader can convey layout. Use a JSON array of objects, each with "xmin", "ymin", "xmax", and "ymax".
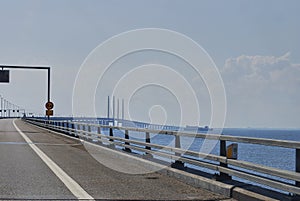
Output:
[{"xmin": 25, "ymin": 118, "xmax": 300, "ymax": 197}]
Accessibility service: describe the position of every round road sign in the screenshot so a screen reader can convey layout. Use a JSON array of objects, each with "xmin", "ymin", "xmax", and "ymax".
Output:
[{"xmin": 45, "ymin": 101, "xmax": 54, "ymax": 110}]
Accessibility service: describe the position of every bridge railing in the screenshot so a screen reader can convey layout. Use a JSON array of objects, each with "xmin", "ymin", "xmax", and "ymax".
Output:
[{"xmin": 25, "ymin": 118, "xmax": 300, "ymax": 197}]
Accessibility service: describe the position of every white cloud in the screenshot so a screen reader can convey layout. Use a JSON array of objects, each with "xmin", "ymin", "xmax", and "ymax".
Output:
[
  {"xmin": 222, "ymin": 52, "xmax": 300, "ymax": 94},
  {"xmin": 221, "ymin": 53, "xmax": 300, "ymax": 128}
]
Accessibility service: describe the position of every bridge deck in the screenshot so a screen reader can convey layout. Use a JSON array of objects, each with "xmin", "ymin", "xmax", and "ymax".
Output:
[{"xmin": 0, "ymin": 119, "xmax": 233, "ymax": 200}]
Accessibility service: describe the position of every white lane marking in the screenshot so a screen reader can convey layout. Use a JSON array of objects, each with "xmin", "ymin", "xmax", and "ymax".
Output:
[
  {"xmin": 13, "ymin": 120, "xmax": 94, "ymax": 200},
  {"xmin": 0, "ymin": 141, "xmax": 82, "ymax": 146}
]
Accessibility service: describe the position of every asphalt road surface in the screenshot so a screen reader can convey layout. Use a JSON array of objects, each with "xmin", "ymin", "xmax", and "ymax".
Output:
[{"xmin": 0, "ymin": 119, "xmax": 233, "ymax": 200}]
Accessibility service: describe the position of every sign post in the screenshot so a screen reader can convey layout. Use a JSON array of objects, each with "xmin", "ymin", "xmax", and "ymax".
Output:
[{"xmin": 0, "ymin": 65, "xmax": 51, "ymax": 118}]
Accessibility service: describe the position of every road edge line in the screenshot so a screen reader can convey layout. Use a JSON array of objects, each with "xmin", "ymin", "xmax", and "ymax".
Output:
[{"xmin": 13, "ymin": 119, "xmax": 94, "ymax": 200}]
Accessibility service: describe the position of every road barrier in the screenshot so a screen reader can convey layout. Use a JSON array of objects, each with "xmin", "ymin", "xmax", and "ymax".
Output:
[{"xmin": 25, "ymin": 118, "xmax": 300, "ymax": 198}]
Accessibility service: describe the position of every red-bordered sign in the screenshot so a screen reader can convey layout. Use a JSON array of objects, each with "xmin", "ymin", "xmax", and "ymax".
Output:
[{"xmin": 45, "ymin": 101, "xmax": 54, "ymax": 110}]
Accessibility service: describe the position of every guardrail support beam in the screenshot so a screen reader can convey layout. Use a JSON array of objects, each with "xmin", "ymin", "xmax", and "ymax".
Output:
[
  {"xmin": 171, "ymin": 135, "xmax": 185, "ymax": 170},
  {"xmin": 108, "ymin": 127, "xmax": 115, "ymax": 148},
  {"xmin": 97, "ymin": 126, "xmax": 102, "ymax": 144},
  {"xmin": 82, "ymin": 124, "xmax": 87, "ymax": 140},
  {"xmin": 294, "ymin": 149, "xmax": 300, "ymax": 200},
  {"xmin": 123, "ymin": 130, "xmax": 131, "ymax": 152},
  {"xmin": 66, "ymin": 121, "xmax": 70, "ymax": 135},
  {"xmin": 76, "ymin": 124, "xmax": 80, "ymax": 137},
  {"xmin": 145, "ymin": 132, "xmax": 151, "ymax": 150},
  {"xmin": 109, "ymin": 128, "xmax": 114, "ymax": 142},
  {"xmin": 216, "ymin": 140, "xmax": 231, "ymax": 181},
  {"xmin": 70, "ymin": 123, "xmax": 76, "ymax": 137},
  {"xmin": 143, "ymin": 131, "xmax": 153, "ymax": 158},
  {"xmin": 296, "ymin": 149, "xmax": 300, "ymax": 188}
]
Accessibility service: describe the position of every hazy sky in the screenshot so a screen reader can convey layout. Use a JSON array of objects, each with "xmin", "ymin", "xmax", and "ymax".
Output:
[{"xmin": 0, "ymin": 0, "xmax": 299, "ymax": 128}]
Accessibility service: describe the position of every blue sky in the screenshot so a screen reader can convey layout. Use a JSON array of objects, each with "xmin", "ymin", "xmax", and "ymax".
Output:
[{"xmin": 0, "ymin": 0, "xmax": 299, "ymax": 128}]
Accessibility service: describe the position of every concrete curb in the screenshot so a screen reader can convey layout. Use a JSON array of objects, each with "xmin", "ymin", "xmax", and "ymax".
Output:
[{"xmin": 232, "ymin": 187, "xmax": 280, "ymax": 201}]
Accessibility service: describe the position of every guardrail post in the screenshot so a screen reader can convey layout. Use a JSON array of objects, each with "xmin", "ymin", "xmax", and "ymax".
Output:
[
  {"xmin": 66, "ymin": 121, "xmax": 70, "ymax": 135},
  {"xmin": 87, "ymin": 124, "xmax": 91, "ymax": 137},
  {"xmin": 171, "ymin": 134, "xmax": 185, "ymax": 169},
  {"xmin": 109, "ymin": 127, "xmax": 114, "ymax": 141},
  {"xmin": 144, "ymin": 131, "xmax": 152, "ymax": 158},
  {"xmin": 145, "ymin": 132, "xmax": 151, "ymax": 150},
  {"xmin": 70, "ymin": 122, "xmax": 75, "ymax": 137},
  {"xmin": 82, "ymin": 124, "xmax": 87, "ymax": 139},
  {"xmin": 296, "ymin": 149, "xmax": 300, "ymax": 187},
  {"xmin": 295, "ymin": 149, "xmax": 300, "ymax": 187},
  {"xmin": 88, "ymin": 124, "xmax": 96, "ymax": 142},
  {"xmin": 293, "ymin": 148, "xmax": 300, "ymax": 200},
  {"xmin": 123, "ymin": 130, "xmax": 131, "ymax": 152},
  {"xmin": 217, "ymin": 140, "xmax": 231, "ymax": 181},
  {"xmin": 108, "ymin": 127, "xmax": 115, "ymax": 147},
  {"xmin": 63, "ymin": 121, "xmax": 66, "ymax": 133},
  {"xmin": 76, "ymin": 124, "xmax": 80, "ymax": 137},
  {"xmin": 97, "ymin": 126, "xmax": 102, "ymax": 144}
]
